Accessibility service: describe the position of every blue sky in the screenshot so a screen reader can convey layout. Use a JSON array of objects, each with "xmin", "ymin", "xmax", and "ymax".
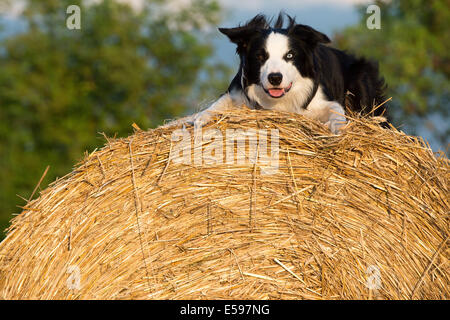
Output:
[{"xmin": 218, "ymin": 0, "xmax": 365, "ymax": 32}]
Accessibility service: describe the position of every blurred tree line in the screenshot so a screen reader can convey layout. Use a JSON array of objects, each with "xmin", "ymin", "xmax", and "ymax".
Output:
[
  {"xmin": 334, "ymin": 0, "xmax": 449, "ymax": 148},
  {"xmin": 0, "ymin": 0, "xmax": 230, "ymax": 239}
]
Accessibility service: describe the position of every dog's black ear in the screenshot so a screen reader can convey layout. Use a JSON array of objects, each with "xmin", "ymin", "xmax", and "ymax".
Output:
[
  {"xmin": 219, "ymin": 26, "xmax": 257, "ymax": 52},
  {"xmin": 289, "ymin": 24, "xmax": 330, "ymax": 45}
]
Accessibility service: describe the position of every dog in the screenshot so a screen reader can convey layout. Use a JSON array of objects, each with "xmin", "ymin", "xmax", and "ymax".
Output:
[{"xmin": 192, "ymin": 13, "xmax": 387, "ymax": 133}]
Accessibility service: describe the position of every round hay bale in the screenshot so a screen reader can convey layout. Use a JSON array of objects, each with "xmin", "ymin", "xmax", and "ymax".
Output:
[{"xmin": 0, "ymin": 109, "xmax": 448, "ymax": 300}]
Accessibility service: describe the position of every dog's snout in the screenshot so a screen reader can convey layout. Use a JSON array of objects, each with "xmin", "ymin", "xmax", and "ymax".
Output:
[{"xmin": 268, "ymin": 72, "xmax": 283, "ymax": 86}]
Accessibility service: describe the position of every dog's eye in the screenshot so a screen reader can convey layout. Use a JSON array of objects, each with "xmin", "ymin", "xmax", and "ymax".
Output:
[{"xmin": 285, "ymin": 52, "xmax": 294, "ymax": 60}]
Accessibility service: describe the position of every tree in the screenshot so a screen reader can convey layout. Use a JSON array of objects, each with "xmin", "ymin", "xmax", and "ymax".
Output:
[
  {"xmin": 334, "ymin": 0, "xmax": 449, "ymax": 150},
  {"xmin": 0, "ymin": 0, "xmax": 231, "ymax": 239}
]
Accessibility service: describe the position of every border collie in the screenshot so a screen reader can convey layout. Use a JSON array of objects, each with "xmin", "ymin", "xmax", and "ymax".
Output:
[{"xmin": 192, "ymin": 13, "xmax": 387, "ymax": 133}]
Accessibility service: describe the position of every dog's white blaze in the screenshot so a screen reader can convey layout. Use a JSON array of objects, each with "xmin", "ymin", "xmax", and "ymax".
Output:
[{"xmin": 261, "ymin": 32, "xmax": 293, "ymax": 89}]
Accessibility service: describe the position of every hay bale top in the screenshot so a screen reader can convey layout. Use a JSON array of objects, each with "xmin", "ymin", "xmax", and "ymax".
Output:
[{"xmin": 0, "ymin": 108, "xmax": 448, "ymax": 300}]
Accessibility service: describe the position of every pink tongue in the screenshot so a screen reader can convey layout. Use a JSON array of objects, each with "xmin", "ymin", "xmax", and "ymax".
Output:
[{"xmin": 268, "ymin": 88, "xmax": 284, "ymax": 97}]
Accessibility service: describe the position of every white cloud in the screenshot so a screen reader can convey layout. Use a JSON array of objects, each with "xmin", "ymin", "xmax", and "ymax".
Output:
[
  {"xmin": 219, "ymin": 0, "xmax": 372, "ymax": 11},
  {"xmin": 0, "ymin": 0, "xmax": 26, "ymax": 18},
  {"xmin": 116, "ymin": 0, "xmax": 145, "ymax": 11},
  {"xmin": 85, "ymin": 0, "xmax": 145, "ymax": 10},
  {"xmin": 84, "ymin": 0, "xmax": 375, "ymax": 12}
]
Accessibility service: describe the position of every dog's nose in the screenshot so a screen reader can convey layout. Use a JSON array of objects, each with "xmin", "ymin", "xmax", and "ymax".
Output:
[{"xmin": 268, "ymin": 73, "xmax": 283, "ymax": 86}]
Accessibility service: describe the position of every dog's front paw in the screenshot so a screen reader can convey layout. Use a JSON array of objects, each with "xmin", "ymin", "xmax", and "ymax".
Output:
[
  {"xmin": 189, "ymin": 110, "xmax": 216, "ymax": 129},
  {"xmin": 325, "ymin": 115, "xmax": 347, "ymax": 134},
  {"xmin": 324, "ymin": 103, "xmax": 347, "ymax": 134}
]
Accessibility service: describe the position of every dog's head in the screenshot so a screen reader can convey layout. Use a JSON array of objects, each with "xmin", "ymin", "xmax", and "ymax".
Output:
[{"xmin": 220, "ymin": 13, "xmax": 330, "ymax": 109}]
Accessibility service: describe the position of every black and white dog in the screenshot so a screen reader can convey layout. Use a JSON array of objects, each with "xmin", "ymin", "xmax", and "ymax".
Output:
[{"xmin": 193, "ymin": 13, "xmax": 387, "ymax": 133}]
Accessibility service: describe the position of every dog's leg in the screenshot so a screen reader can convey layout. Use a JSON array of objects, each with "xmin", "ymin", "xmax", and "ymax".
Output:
[
  {"xmin": 324, "ymin": 103, "xmax": 347, "ymax": 134},
  {"xmin": 191, "ymin": 93, "xmax": 235, "ymax": 128}
]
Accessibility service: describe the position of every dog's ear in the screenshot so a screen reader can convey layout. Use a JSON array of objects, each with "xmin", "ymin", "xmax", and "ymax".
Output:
[
  {"xmin": 289, "ymin": 24, "xmax": 330, "ymax": 46},
  {"xmin": 219, "ymin": 26, "xmax": 257, "ymax": 52}
]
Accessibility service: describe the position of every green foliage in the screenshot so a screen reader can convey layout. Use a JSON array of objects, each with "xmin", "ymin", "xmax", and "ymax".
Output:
[
  {"xmin": 334, "ymin": 0, "xmax": 449, "ymax": 145},
  {"xmin": 0, "ymin": 0, "xmax": 230, "ymax": 239}
]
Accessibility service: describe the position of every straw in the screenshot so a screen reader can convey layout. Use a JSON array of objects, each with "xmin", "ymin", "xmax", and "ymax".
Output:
[{"xmin": 0, "ymin": 107, "xmax": 448, "ymax": 300}]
